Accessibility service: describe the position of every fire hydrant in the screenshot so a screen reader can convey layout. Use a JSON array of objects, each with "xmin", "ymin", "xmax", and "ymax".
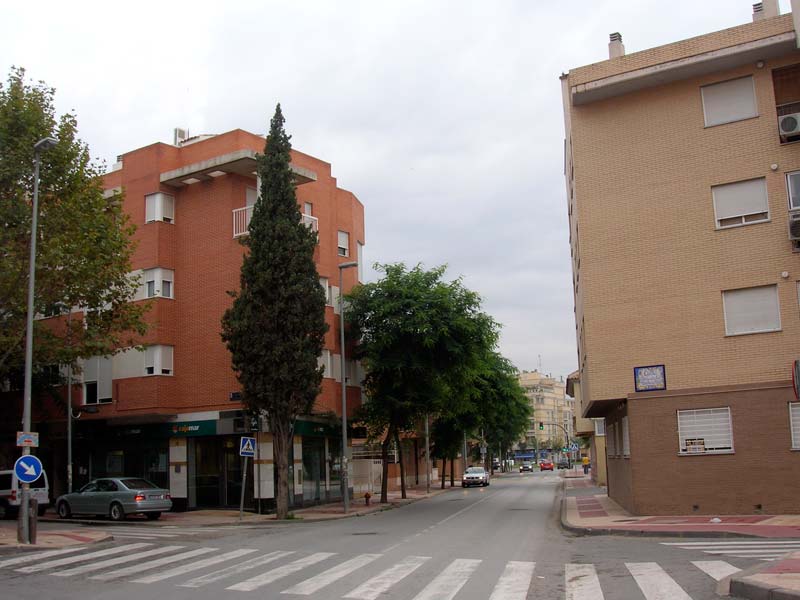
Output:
[{"xmin": 364, "ymin": 492, "xmax": 372, "ymax": 506}]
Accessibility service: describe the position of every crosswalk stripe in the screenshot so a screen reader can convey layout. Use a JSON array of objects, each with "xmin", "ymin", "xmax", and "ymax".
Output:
[
  {"xmin": 89, "ymin": 547, "xmax": 217, "ymax": 581},
  {"xmin": 344, "ymin": 556, "xmax": 431, "ymax": 600},
  {"xmin": 227, "ymin": 552, "xmax": 336, "ymax": 592},
  {"xmin": 489, "ymin": 561, "xmax": 536, "ymax": 600},
  {"xmin": 565, "ymin": 563, "xmax": 603, "ymax": 600},
  {"xmin": 411, "ymin": 558, "xmax": 482, "ymax": 600},
  {"xmin": 626, "ymin": 562, "xmax": 692, "ymax": 600},
  {"xmin": 109, "ymin": 534, "xmax": 179, "ymax": 540},
  {"xmin": 282, "ymin": 553, "xmax": 381, "ymax": 595},
  {"xmin": 0, "ymin": 546, "xmax": 88, "ymax": 569},
  {"xmin": 132, "ymin": 548, "xmax": 258, "ymax": 583},
  {"xmin": 51, "ymin": 545, "xmax": 184, "ymax": 576},
  {"xmin": 179, "ymin": 550, "xmax": 295, "ymax": 588},
  {"xmin": 16, "ymin": 543, "xmax": 152, "ymax": 573},
  {"xmin": 663, "ymin": 541, "xmax": 800, "ymax": 546},
  {"xmin": 110, "ymin": 532, "xmax": 179, "ymax": 538},
  {"xmin": 702, "ymin": 549, "xmax": 794, "ymax": 555},
  {"xmin": 691, "ymin": 561, "xmax": 740, "ymax": 581},
  {"xmin": 730, "ymin": 553, "xmax": 786, "ymax": 559}
]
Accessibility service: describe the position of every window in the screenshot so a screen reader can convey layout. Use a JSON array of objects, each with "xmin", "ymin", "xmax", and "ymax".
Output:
[
  {"xmin": 621, "ymin": 416, "xmax": 630, "ymax": 457},
  {"xmin": 143, "ymin": 268, "xmax": 174, "ymax": 299},
  {"xmin": 791, "ymin": 403, "xmax": 800, "ymax": 449},
  {"xmin": 593, "ymin": 419, "xmax": 605, "ymax": 437},
  {"xmin": 145, "ymin": 192, "xmax": 175, "ymax": 224},
  {"xmin": 357, "ymin": 242, "xmax": 364, "ymax": 282},
  {"xmin": 83, "ymin": 356, "xmax": 112, "ymax": 404},
  {"xmin": 607, "ymin": 423, "xmax": 616, "ymax": 456},
  {"xmin": 787, "ymin": 172, "xmax": 800, "ymax": 211},
  {"xmin": 318, "ymin": 350, "xmax": 332, "ymax": 378},
  {"xmin": 304, "ymin": 202, "xmax": 313, "ymax": 215},
  {"xmin": 712, "ymin": 178, "xmax": 769, "ymax": 228},
  {"xmin": 722, "ymin": 285, "xmax": 781, "ymax": 335},
  {"xmin": 246, "ymin": 187, "xmax": 258, "ymax": 208},
  {"xmin": 677, "ymin": 407, "xmax": 733, "ymax": 454},
  {"xmin": 319, "ymin": 278, "xmax": 331, "ymax": 305},
  {"xmin": 701, "ymin": 76, "xmax": 757, "ymax": 127},
  {"xmin": 144, "ymin": 345, "xmax": 173, "ymax": 376},
  {"xmin": 337, "ymin": 231, "xmax": 349, "ymax": 257}
]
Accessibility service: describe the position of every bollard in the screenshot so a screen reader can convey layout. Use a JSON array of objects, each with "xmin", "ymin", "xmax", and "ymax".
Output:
[{"xmin": 29, "ymin": 498, "xmax": 38, "ymax": 545}]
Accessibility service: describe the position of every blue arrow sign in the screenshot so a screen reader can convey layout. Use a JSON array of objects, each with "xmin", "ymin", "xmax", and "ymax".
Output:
[
  {"xmin": 14, "ymin": 455, "xmax": 43, "ymax": 484},
  {"xmin": 239, "ymin": 436, "xmax": 256, "ymax": 457}
]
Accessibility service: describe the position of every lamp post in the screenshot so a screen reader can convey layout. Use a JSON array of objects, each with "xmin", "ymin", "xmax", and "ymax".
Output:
[
  {"xmin": 19, "ymin": 137, "xmax": 58, "ymax": 544},
  {"xmin": 338, "ymin": 260, "xmax": 358, "ymax": 514}
]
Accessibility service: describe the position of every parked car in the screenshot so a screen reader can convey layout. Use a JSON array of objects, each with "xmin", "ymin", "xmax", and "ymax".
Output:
[
  {"xmin": 462, "ymin": 466, "xmax": 490, "ymax": 487},
  {"xmin": 539, "ymin": 460, "xmax": 554, "ymax": 471},
  {"xmin": 557, "ymin": 460, "xmax": 571, "ymax": 469},
  {"xmin": 56, "ymin": 477, "xmax": 171, "ymax": 521},
  {"xmin": 519, "ymin": 461, "xmax": 534, "ymax": 472},
  {"xmin": 492, "ymin": 459, "xmax": 501, "ymax": 470},
  {"xmin": 0, "ymin": 469, "xmax": 49, "ymax": 518}
]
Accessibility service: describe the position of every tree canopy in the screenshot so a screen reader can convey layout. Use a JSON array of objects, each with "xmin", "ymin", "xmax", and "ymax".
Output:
[{"xmin": 0, "ymin": 67, "xmax": 146, "ymax": 388}]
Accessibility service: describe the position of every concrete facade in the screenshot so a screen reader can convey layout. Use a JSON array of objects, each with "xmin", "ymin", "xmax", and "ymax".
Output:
[
  {"xmin": 562, "ymin": 6, "xmax": 800, "ymax": 514},
  {"xmin": 518, "ymin": 371, "xmax": 574, "ymax": 454}
]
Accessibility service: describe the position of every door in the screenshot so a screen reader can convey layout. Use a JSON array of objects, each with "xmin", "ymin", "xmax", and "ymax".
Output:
[
  {"xmin": 224, "ymin": 439, "xmax": 253, "ymax": 508},
  {"xmin": 302, "ymin": 438, "xmax": 324, "ymax": 505},
  {"xmin": 194, "ymin": 438, "xmax": 221, "ymax": 507}
]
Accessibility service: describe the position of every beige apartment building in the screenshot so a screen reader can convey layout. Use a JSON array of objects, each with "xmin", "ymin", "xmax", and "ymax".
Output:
[
  {"xmin": 561, "ymin": 1, "xmax": 800, "ymax": 514},
  {"xmin": 568, "ymin": 371, "xmax": 607, "ymax": 486},
  {"xmin": 518, "ymin": 371, "xmax": 574, "ymax": 453}
]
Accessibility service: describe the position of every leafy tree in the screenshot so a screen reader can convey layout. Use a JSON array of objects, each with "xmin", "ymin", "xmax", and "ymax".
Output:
[
  {"xmin": 0, "ymin": 67, "xmax": 146, "ymax": 389},
  {"xmin": 347, "ymin": 263, "xmax": 497, "ymax": 502},
  {"xmin": 221, "ymin": 104, "xmax": 327, "ymax": 519}
]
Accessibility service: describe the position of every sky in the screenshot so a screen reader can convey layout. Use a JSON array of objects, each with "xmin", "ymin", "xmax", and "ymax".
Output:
[{"xmin": 1, "ymin": 0, "xmax": 791, "ymax": 382}]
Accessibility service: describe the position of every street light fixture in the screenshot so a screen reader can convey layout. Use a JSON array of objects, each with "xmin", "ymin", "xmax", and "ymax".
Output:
[
  {"xmin": 20, "ymin": 137, "xmax": 58, "ymax": 544},
  {"xmin": 338, "ymin": 260, "xmax": 358, "ymax": 514}
]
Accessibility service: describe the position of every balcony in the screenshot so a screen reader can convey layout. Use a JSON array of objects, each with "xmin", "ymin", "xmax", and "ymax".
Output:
[{"xmin": 233, "ymin": 207, "xmax": 319, "ymax": 238}]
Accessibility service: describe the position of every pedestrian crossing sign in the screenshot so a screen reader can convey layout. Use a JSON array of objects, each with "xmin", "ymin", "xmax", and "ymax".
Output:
[{"xmin": 239, "ymin": 436, "xmax": 256, "ymax": 457}]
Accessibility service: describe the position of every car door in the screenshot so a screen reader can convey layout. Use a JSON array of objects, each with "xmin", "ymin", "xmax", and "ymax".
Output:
[{"xmin": 72, "ymin": 482, "xmax": 97, "ymax": 514}]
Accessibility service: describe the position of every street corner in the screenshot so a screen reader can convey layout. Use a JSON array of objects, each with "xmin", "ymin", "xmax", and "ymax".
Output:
[
  {"xmin": 730, "ymin": 553, "xmax": 800, "ymax": 600},
  {"xmin": 0, "ymin": 526, "xmax": 112, "ymax": 550}
]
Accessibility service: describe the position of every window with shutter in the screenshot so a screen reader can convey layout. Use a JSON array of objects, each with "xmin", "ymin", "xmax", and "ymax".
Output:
[
  {"xmin": 712, "ymin": 178, "xmax": 769, "ymax": 228},
  {"xmin": 722, "ymin": 285, "xmax": 780, "ymax": 335},
  {"xmin": 677, "ymin": 407, "xmax": 733, "ymax": 454},
  {"xmin": 701, "ymin": 76, "xmax": 757, "ymax": 127}
]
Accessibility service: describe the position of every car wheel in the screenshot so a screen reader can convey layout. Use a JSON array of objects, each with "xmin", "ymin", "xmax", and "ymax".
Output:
[
  {"xmin": 57, "ymin": 501, "xmax": 71, "ymax": 519},
  {"xmin": 109, "ymin": 502, "xmax": 125, "ymax": 522},
  {"xmin": 145, "ymin": 512, "xmax": 161, "ymax": 521}
]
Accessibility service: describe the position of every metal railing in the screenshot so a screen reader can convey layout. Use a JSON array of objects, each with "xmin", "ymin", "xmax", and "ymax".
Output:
[{"xmin": 232, "ymin": 206, "xmax": 319, "ymax": 238}]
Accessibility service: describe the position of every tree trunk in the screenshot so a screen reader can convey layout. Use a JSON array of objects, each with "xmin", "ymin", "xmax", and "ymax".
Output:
[
  {"xmin": 394, "ymin": 428, "xmax": 406, "ymax": 499},
  {"xmin": 273, "ymin": 423, "xmax": 291, "ymax": 519},
  {"xmin": 380, "ymin": 425, "xmax": 393, "ymax": 504},
  {"xmin": 450, "ymin": 454, "xmax": 454, "ymax": 487},
  {"xmin": 414, "ymin": 439, "xmax": 419, "ymax": 485},
  {"xmin": 441, "ymin": 457, "xmax": 446, "ymax": 489}
]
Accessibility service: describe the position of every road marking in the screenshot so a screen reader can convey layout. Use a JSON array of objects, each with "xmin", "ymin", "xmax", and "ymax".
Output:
[
  {"xmin": 16, "ymin": 543, "xmax": 152, "ymax": 573},
  {"xmin": 344, "ymin": 556, "xmax": 431, "ymax": 600},
  {"xmin": 282, "ymin": 553, "xmax": 381, "ymax": 595},
  {"xmin": 691, "ymin": 561, "xmax": 740, "ymax": 581},
  {"xmin": 51, "ymin": 545, "xmax": 183, "ymax": 576},
  {"xmin": 179, "ymin": 550, "xmax": 295, "ymax": 588},
  {"xmin": 565, "ymin": 563, "xmax": 603, "ymax": 600},
  {"xmin": 132, "ymin": 548, "xmax": 258, "ymax": 583},
  {"xmin": 626, "ymin": 562, "xmax": 692, "ymax": 600},
  {"xmin": 0, "ymin": 546, "xmax": 88, "ymax": 569},
  {"xmin": 702, "ymin": 549, "xmax": 796, "ymax": 556},
  {"xmin": 662, "ymin": 541, "xmax": 800, "ymax": 546},
  {"xmin": 90, "ymin": 547, "xmax": 217, "ymax": 581},
  {"xmin": 489, "ymin": 561, "xmax": 536, "ymax": 600},
  {"xmin": 226, "ymin": 552, "xmax": 335, "ymax": 592},
  {"xmin": 411, "ymin": 558, "xmax": 481, "ymax": 600}
]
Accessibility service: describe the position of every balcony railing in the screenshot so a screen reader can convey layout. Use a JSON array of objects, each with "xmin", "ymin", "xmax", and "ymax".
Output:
[{"xmin": 233, "ymin": 206, "xmax": 319, "ymax": 238}]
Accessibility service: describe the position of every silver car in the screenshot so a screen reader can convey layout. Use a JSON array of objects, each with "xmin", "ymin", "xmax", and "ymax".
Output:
[
  {"xmin": 462, "ymin": 466, "xmax": 490, "ymax": 487},
  {"xmin": 56, "ymin": 477, "xmax": 171, "ymax": 521}
]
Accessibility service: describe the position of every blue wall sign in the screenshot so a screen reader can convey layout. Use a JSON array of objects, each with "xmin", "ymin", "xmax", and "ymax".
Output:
[
  {"xmin": 634, "ymin": 364, "xmax": 667, "ymax": 392},
  {"xmin": 14, "ymin": 455, "xmax": 43, "ymax": 484}
]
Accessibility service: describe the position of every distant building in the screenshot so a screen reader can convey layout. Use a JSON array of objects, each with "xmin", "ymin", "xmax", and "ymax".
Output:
[
  {"xmin": 568, "ymin": 371, "xmax": 606, "ymax": 486},
  {"xmin": 517, "ymin": 371, "xmax": 574, "ymax": 454},
  {"xmin": 561, "ymin": 1, "xmax": 800, "ymax": 514}
]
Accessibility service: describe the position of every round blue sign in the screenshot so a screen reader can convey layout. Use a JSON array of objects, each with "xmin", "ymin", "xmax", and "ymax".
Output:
[{"xmin": 14, "ymin": 455, "xmax": 43, "ymax": 484}]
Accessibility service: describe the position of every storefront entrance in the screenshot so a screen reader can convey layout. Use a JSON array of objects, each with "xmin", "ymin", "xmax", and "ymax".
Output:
[{"xmin": 191, "ymin": 436, "xmax": 253, "ymax": 508}]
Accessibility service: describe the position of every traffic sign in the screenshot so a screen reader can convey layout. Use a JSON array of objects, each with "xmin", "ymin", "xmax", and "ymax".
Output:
[
  {"xmin": 16, "ymin": 432, "xmax": 39, "ymax": 448},
  {"xmin": 570, "ymin": 443, "xmax": 579, "ymax": 452},
  {"xmin": 14, "ymin": 455, "xmax": 43, "ymax": 484},
  {"xmin": 239, "ymin": 436, "xmax": 256, "ymax": 457}
]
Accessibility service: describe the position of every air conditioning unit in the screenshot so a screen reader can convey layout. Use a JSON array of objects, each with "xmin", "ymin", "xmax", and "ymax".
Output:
[
  {"xmin": 778, "ymin": 113, "xmax": 800, "ymax": 138},
  {"xmin": 789, "ymin": 211, "xmax": 800, "ymax": 241}
]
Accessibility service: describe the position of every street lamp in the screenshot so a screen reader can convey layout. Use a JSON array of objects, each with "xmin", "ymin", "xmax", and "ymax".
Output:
[
  {"xmin": 20, "ymin": 136, "xmax": 58, "ymax": 544},
  {"xmin": 338, "ymin": 260, "xmax": 358, "ymax": 514}
]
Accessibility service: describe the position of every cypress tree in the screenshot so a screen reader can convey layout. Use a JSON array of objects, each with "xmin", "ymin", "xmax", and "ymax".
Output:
[{"xmin": 221, "ymin": 104, "xmax": 327, "ymax": 519}]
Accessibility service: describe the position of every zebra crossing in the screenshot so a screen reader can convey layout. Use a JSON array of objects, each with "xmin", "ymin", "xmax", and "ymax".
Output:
[
  {"xmin": 662, "ymin": 539, "xmax": 800, "ymax": 560},
  {"xmin": 96, "ymin": 525, "xmax": 243, "ymax": 540},
  {"xmin": 0, "ymin": 542, "xmax": 745, "ymax": 598}
]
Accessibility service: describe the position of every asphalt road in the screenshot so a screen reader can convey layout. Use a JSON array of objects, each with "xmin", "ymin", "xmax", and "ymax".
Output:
[{"xmin": 0, "ymin": 471, "xmax": 771, "ymax": 599}]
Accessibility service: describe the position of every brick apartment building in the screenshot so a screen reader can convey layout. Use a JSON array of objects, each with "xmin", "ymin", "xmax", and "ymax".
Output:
[
  {"xmin": 11, "ymin": 128, "xmax": 366, "ymax": 511},
  {"xmin": 561, "ymin": 1, "xmax": 800, "ymax": 514}
]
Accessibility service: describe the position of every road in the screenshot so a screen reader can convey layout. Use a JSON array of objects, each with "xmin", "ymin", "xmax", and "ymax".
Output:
[{"xmin": 0, "ymin": 471, "xmax": 783, "ymax": 599}]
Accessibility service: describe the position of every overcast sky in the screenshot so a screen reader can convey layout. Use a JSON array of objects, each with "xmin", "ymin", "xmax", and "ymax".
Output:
[{"xmin": 2, "ymin": 0, "xmax": 790, "ymax": 381}]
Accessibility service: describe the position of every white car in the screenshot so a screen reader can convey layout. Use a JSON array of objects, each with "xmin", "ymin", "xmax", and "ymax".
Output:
[
  {"xmin": 462, "ymin": 466, "xmax": 490, "ymax": 487},
  {"xmin": 0, "ymin": 469, "xmax": 50, "ymax": 518}
]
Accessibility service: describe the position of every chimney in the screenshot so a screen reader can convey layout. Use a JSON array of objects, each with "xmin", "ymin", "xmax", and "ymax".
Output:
[
  {"xmin": 753, "ymin": 0, "xmax": 778, "ymax": 21},
  {"xmin": 608, "ymin": 32, "xmax": 625, "ymax": 59}
]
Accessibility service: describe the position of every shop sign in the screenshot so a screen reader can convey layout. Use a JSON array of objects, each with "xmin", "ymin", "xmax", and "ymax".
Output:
[
  {"xmin": 166, "ymin": 420, "xmax": 217, "ymax": 437},
  {"xmin": 633, "ymin": 364, "xmax": 666, "ymax": 392}
]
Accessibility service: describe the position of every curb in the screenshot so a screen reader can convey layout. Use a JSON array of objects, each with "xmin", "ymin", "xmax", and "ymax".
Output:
[
  {"xmin": 0, "ymin": 532, "xmax": 114, "ymax": 551},
  {"xmin": 730, "ymin": 572, "xmax": 800, "ymax": 600}
]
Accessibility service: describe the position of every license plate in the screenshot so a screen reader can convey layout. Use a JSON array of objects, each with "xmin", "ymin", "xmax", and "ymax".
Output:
[{"xmin": 148, "ymin": 494, "xmax": 163, "ymax": 500}]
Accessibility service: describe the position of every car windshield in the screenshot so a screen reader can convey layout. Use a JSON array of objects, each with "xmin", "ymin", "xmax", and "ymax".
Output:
[
  {"xmin": 465, "ymin": 467, "xmax": 485, "ymax": 474},
  {"xmin": 120, "ymin": 478, "xmax": 159, "ymax": 490}
]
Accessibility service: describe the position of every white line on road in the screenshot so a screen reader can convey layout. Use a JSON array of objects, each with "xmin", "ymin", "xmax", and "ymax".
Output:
[
  {"xmin": 344, "ymin": 555, "xmax": 431, "ymax": 600},
  {"xmin": 89, "ymin": 547, "xmax": 217, "ymax": 581},
  {"xmin": 0, "ymin": 546, "xmax": 88, "ymax": 569},
  {"xmin": 691, "ymin": 561, "xmax": 740, "ymax": 581},
  {"xmin": 411, "ymin": 558, "xmax": 481, "ymax": 600},
  {"xmin": 702, "ymin": 549, "xmax": 797, "ymax": 555},
  {"xmin": 226, "ymin": 552, "xmax": 335, "ymax": 592},
  {"xmin": 662, "ymin": 541, "xmax": 800, "ymax": 546},
  {"xmin": 489, "ymin": 560, "xmax": 536, "ymax": 600},
  {"xmin": 132, "ymin": 548, "xmax": 258, "ymax": 583},
  {"xmin": 179, "ymin": 550, "xmax": 295, "ymax": 588},
  {"xmin": 626, "ymin": 562, "xmax": 692, "ymax": 600},
  {"xmin": 16, "ymin": 543, "xmax": 152, "ymax": 573},
  {"xmin": 51, "ymin": 545, "xmax": 183, "ymax": 576},
  {"xmin": 281, "ymin": 553, "xmax": 381, "ymax": 595},
  {"xmin": 565, "ymin": 563, "xmax": 603, "ymax": 600}
]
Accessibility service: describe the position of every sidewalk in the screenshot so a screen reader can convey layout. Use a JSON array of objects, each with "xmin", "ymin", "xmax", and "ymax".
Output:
[{"xmin": 560, "ymin": 472, "xmax": 800, "ymax": 600}]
